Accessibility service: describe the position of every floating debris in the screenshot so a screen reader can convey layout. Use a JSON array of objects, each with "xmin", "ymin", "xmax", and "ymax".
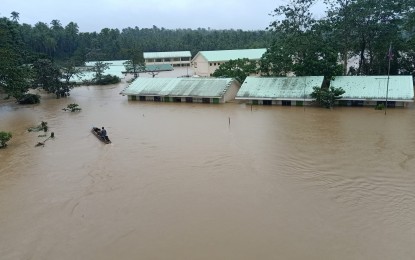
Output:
[
  {"xmin": 35, "ymin": 132, "xmax": 55, "ymax": 147},
  {"xmin": 28, "ymin": 121, "xmax": 48, "ymax": 132}
]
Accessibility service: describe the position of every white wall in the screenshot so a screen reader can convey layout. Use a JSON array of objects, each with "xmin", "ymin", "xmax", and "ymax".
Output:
[
  {"xmin": 223, "ymin": 82, "xmax": 241, "ymax": 102},
  {"xmin": 192, "ymin": 55, "xmax": 210, "ymax": 77}
]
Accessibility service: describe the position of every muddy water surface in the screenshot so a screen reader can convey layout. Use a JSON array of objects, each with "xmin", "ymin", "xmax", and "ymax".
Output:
[{"xmin": 1, "ymin": 83, "xmax": 415, "ymax": 260}]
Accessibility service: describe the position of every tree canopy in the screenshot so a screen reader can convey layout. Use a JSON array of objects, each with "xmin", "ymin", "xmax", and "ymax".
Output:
[
  {"xmin": 262, "ymin": 0, "xmax": 415, "ymax": 78},
  {"xmin": 212, "ymin": 58, "xmax": 257, "ymax": 83},
  {"xmin": 0, "ymin": 18, "xmax": 32, "ymax": 99}
]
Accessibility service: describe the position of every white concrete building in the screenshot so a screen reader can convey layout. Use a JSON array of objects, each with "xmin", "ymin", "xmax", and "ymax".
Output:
[
  {"xmin": 144, "ymin": 51, "xmax": 191, "ymax": 67},
  {"xmin": 191, "ymin": 48, "xmax": 266, "ymax": 77}
]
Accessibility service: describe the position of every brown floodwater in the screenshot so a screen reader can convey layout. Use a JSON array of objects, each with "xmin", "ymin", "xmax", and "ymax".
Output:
[{"xmin": 1, "ymin": 82, "xmax": 415, "ymax": 260}]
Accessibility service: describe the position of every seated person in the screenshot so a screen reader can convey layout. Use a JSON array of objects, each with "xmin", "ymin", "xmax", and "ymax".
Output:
[{"xmin": 100, "ymin": 127, "xmax": 107, "ymax": 139}]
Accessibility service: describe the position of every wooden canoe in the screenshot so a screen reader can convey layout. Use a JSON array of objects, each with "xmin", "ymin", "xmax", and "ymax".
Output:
[{"xmin": 92, "ymin": 127, "xmax": 111, "ymax": 144}]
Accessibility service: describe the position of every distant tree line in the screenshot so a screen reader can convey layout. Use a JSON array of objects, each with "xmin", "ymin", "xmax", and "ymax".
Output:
[
  {"xmin": 0, "ymin": 13, "xmax": 272, "ymax": 101},
  {"xmin": 14, "ymin": 19, "xmax": 273, "ymax": 63}
]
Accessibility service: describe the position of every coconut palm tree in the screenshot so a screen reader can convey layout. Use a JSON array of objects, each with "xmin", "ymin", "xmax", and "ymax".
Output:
[{"xmin": 10, "ymin": 11, "xmax": 19, "ymax": 22}]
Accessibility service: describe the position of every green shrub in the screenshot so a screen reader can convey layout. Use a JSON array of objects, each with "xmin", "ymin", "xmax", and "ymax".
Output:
[
  {"xmin": 310, "ymin": 86, "xmax": 345, "ymax": 109},
  {"xmin": 63, "ymin": 103, "xmax": 82, "ymax": 112},
  {"xmin": 95, "ymin": 75, "xmax": 121, "ymax": 85},
  {"xmin": 18, "ymin": 94, "xmax": 40, "ymax": 104},
  {"xmin": 375, "ymin": 103, "xmax": 385, "ymax": 110},
  {"xmin": 0, "ymin": 131, "xmax": 12, "ymax": 148}
]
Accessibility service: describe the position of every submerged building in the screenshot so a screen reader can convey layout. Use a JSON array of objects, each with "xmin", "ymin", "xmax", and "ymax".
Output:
[
  {"xmin": 331, "ymin": 76, "xmax": 414, "ymax": 107},
  {"xmin": 84, "ymin": 60, "xmax": 127, "ymax": 79},
  {"xmin": 236, "ymin": 76, "xmax": 324, "ymax": 106},
  {"xmin": 121, "ymin": 77, "xmax": 240, "ymax": 104},
  {"xmin": 67, "ymin": 60, "xmax": 128, "ymax": 83},
  {"xmin": 191, "ymin": 49, "xmax": 266, "ymax": 77}
]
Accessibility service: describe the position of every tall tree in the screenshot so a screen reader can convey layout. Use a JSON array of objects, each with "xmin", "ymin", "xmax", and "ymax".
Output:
[
  {"xmin": 10, "ymin": 11, "xmax": 19, "ymax": 22},
  {"xmin": 324, "ymin": 0, "xmax": 356, "ymax": 75},
  {"xmin": 325, "ymin": 0, "xmax": 414, "ymax": 75},
  {"xmin": 31, "ymin": 58, "xmax": 64, "ymax": 97},
  {"xmin": 262, "ymin": 0, "xmax": 343, "ymax": 79},
  {"xmin": 0, "ymin": 17, "xmax": 31, "ymax": 100},
  {"xmin": 60, "ymin": 61, "xmax": 83, "ymax": 96},
  {"xmin": 123, "ymin": 45, "xmax": 145, "ymax": 78},
  {"xmin": 63, "ymin": 22, "xmax": 79, "ymax": 57},
  {"xmin": 91, "ymin": 61, "xmax": 109, "ymax": 82}
]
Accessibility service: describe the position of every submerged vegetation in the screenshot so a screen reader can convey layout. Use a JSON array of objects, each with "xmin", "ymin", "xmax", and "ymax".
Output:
[
  {"xmin": 95, "ymin": 75, "xmax": 121, "ymax": 85},
  {"xmin": 375, "ymin": 103, "xmax": 385, "ymax": 110},
  {"xmin": 0, "ymin": 131, "xmax": 12, "ymax": 148},
  {"xmin": 311, "ymin": 86, "xmax": 346, "ymax": 109},
  {"xmin": 28, "ymin": 121, "xmax": 48, "ymax": 132},
  {"xmin": 62, "ymin": 103, "xmax": 81, "ymax": 112},
  {"xmin": 18, "ymin": 93, "xmax": 40, "ymax": 104}
]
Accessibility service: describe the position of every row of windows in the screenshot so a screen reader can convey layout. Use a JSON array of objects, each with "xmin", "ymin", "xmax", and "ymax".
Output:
[
  {"xmin": 209, "ymin": 62, "xmax": 222, "ymax": 66},
  {"xmin": 146, "ymin": 58, "xmax": 190, "ymax": 62},
  {"xmin": 338, "ymin": 100, "xmax": 396, "ymax": 107},
  {"xmin": 250, "ymin": 100, "xmax": 398, "ymax": 107},
  {"xmin": 131, "ymin": 96, "xmax": 220, "ymax": 103}
]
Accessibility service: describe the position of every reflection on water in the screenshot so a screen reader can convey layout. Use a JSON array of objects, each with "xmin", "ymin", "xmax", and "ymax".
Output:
[{"xmin": 1, "ymin": 84, "xmax": 415, "ymax": 260}]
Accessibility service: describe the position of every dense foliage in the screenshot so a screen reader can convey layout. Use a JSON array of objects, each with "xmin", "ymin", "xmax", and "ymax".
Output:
[
  {"xmin": 310, "ymin": 86, "xmax": 345, "ymax": 108},
  {"xmin": 0, "ymin": 15, "xmax": 272, "ymax": 101},
  {"xmin": 123, "ymin": 46, "xmax": 145, "ymax": 78},
  {"xmin": 0, "ymin": 18, "xmax": 32, "ymax": 100},
  {"xmin": 18, "ymin": 93, "xmax": 40, "ymax": 104},
  {"xmin": 95, "ymin": 75, "xmax": 121, "ymax": 85},
  {"xmin": 262, "ymin": 0, "xmax": 415, "ymax": 78},
  {"xmin": 17, "ymin": 22, "xmax": 273, "ymax": 63},
  {"xmin": 212, "ymin": 58, "xmax": 257, "ymax": 83}
]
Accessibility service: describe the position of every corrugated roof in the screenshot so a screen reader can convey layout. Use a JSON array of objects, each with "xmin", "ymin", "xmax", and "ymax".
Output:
[
  {"xmin": 85, "ymin": 60, "xmax": 128, "ymax": 66},
  {"xmin": 122, "ymin": 78, "xmax": 236, "ymax": 98},
  {"xmin": 70, "ymin": 60, "xmax": 127, "ymax": 82},
  {"xmin": 197, "ymin": 48, "xmax": 267, "ymax": 62},
  {"xmin": 144, "ymin": 64, "xmax": 173, "ymax": 71},
  {"xmin": 69, "ymin": 69, "xmax": 124, "ymax": 83},
  {"xmin": 69, "ymin": 71, "xmax": 95, "ymax": 83},
  {"xmin": 236, "ymin": 76, "xmax": 324, "ymax": 100},
  {"xmin": 330, "ymin": 76, "xmax": 414, "ymax": 101},
  {"xmin": 143, "ymin": 51, "xmax": 191, "ymax": 59}
]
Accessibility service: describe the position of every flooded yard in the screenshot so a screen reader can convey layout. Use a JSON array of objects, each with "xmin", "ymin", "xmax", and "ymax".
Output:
[{"xmin": 1, "ymin": 74, "xmax": 415, "ymax": 259}]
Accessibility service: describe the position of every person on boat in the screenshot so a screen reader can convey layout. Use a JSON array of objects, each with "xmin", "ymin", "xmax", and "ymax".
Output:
[{"xmin": 100, "ymin": 127, "xmax": 107, "ymax": 139}]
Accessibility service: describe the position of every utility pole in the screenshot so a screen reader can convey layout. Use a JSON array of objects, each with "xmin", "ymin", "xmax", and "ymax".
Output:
[{"xmin": 385, "ymin": 43, "xmax": 392, "ymax": 115}]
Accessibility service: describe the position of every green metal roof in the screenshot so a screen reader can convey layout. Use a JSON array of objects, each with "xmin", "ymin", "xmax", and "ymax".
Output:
[
  {"xmin": 122, "ymin": 78, "xmax": 237, "ymax": 98},
  {"xmin": 143, "ymin": 51, "xmax": 191, "ymax": 59},
  {"xmin": 69, "ymin": 60, "xmax": 127, "ymax": 82},
  {"xmin": 84, "ymin": 60, "xmax": 126, "ymax": 77},
  {"xmin": 70, "ymin": 71, "xmax": 95, "ymax": 83},
  {"xmin": 197, "ymin": 48, "xmax": 267, "ymax": 62},
  {"xmin": 330, "ymin": 76, "xmax": 414, "ymax": 101},
  {"xmin": 236, "ymin": 76, "xmax": 324, "ymax": 100},
  {"xmin": 85, "ymin": 60, "xmax": 128, "ymax": 66}
]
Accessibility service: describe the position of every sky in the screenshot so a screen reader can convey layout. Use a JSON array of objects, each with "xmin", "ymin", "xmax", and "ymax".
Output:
[{"xmin": 1, "ymin": 0, "xmax": 326, "ymax": 32}]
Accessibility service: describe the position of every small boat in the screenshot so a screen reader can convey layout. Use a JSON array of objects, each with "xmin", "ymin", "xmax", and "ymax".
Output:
[{"xmin": 92, "ymin": 127, "xmax": 111, "ymax": 144}]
